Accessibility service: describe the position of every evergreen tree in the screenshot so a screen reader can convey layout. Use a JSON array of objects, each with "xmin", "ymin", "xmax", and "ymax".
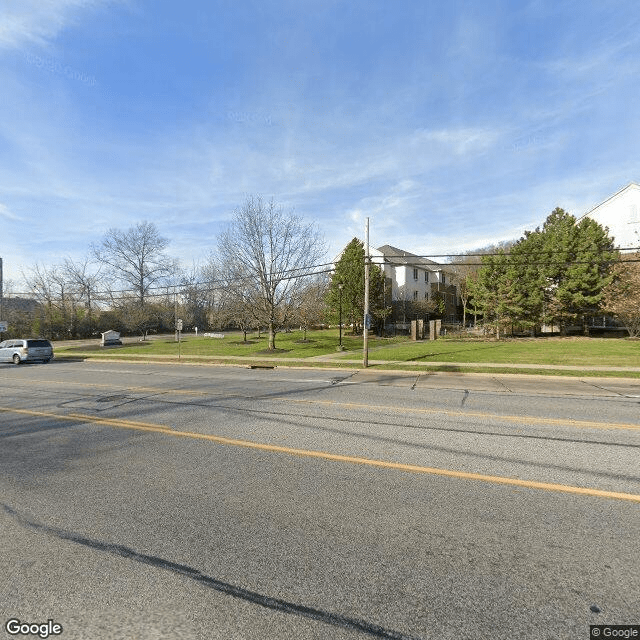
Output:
[
  {"xmin": 539, "ymin": 208, "xmax": 616, "ymax": 334},
  {"xmin": 508, "ymin": 229, "xmax": 547, "ymax": 333},
  {"xmin": 327, "ymin": 238, "xmax": 387, "ymax": 334},
  {"xmin": 472, "ymin": 249, "xmax": 513, "ymax": 338}
]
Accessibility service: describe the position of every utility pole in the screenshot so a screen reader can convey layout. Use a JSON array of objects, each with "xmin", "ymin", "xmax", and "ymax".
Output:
[
  {"xmin": 363, "ymin": 217, "xmax": 370, "ymax": 368},
  {"xmin": 175, "ymin": 287, "xmax": 179, "ymax": 342},
  {"xmin": 0, "ymin": 257, "xmax": 4, "ymax": 339}
]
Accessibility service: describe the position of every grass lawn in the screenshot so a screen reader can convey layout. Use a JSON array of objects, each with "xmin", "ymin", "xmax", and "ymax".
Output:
[
  {"xmin": 340, "ymin": 335, "xmax": 640, "ymax": 367},
  {"xmin": 54, "ymin": 331, "xmax": 640, "ymax": 371},
  {"xmin": 55, "ymin": 329, "xmax": 407, "ymax": 359}
]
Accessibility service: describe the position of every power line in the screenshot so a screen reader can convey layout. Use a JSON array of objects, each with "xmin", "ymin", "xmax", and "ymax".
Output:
[{"xmin": 10, "ymin": 247, "xmax": 640, "ymax": 299}]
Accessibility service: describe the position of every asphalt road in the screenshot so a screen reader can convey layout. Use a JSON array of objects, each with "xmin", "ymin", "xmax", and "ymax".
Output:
[{"xmin": 1, "ymin": 361, "xmax": 639, "ymax": 640}]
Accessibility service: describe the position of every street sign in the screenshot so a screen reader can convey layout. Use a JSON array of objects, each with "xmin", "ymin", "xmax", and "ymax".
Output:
[
  {"xmin": 176, "ymin": 319, "xmax": 183, "ymax": 331},
  {"xmin": 0, "ymin": 321, "xmax": 7, "ymax": 332}
]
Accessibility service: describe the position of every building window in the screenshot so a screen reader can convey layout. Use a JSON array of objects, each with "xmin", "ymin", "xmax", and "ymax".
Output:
[
  {"xmin": 413, "ymin": 268, "xmax": 418, "ymax": 280},
  {"xmin": 442, "ymin": 274, "xmax": 446, "ymax": 285},
  {"xmin": 424, "ymin": 292, "xmax": 429, "ymax": 300},
  {"xmin": 413, "ymin": 290, "xmax": 418, "ymax": 301},
  {"xmin": 425, "ymin": 271, "xmax": 429, "ymax": 283}
]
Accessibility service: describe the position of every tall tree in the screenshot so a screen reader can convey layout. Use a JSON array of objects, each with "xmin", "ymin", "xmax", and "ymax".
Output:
[
  {"xmin": 63, "ymin": 256, "xmax": 102, "ymax": 336},
  {"xmin": 93, "ymin": 221, "xmax": 177, "ymax": 338},
  {"xmin": 327, "ymin": 238, "xmax": 387, "ymax": 334},
  {"xmin": 452, "ymin": 242, "xmax": 515, "ymax": 329},
  {"xmin": 603, "ymin": 252, "xmax": 640, "ymax": 337},
  {"xmin": 539, "ymin": 208, "xmax": 616, "ymax": 334},
  {"xmin": 23, "ymin": 263, "xmax": 75, "ymax": 338},
  {"xmin": 216, "ymin": 196, "xmax": 326, "ymax": 350},
  {"xmin": 471, "ymin": 250, "xmax": 514, "ymax": 338},
  {"xmin": 93, "ymin": 221, "xmax": 176, "ymax": 308},
  {"xmin": 294, "ymin": 276, "xmax": 329, "ymax": 340},
  {"xmin": 507, "ymin": 230, "xmax": 547, "ymax": 334}
]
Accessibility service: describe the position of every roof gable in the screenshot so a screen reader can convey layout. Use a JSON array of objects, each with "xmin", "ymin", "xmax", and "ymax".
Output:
[
  {"xmin": 579, "ymin": 182, "xmax": 640, "ymax": 220},
  {"xmin": 376, "ymin": 245, "xmax": 443, "ymax": 270}
]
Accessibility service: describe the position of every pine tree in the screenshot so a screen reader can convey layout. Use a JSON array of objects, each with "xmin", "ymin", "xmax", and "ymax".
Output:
[
  {"xmin": 508, "ymin": 229, "xmax": 547, "ymax": 333},
  {"xmin": 472, "ymin": 250, "xmax": 513, "ymax": 338},
  {"xmin": 539, "ymin": 208, "xmax": 616, "ymax": 334},
  {"xmin": 327, "ymin": 238, "xmax": 387, "ymax": 334}
]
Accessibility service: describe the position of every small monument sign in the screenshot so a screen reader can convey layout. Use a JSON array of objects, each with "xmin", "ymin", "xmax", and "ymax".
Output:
[{"xmin": 101, "ymin": 330, "xmax": 122, "ymax": 346}]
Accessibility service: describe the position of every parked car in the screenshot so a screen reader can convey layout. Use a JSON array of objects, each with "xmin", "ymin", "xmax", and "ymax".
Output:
[{"xmin": 0, "ymin": 339, "xmax": 54, "ymax": 364}]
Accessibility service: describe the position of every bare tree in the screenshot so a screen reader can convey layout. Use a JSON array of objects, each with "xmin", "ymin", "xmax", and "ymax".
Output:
[
  {"xmin": 92, "ymin": 221, "xmax": 177, "ymax": 307},
  {"xmin": 217, "ymin": 196, "xmax": 326, "ymax": 350},
  {"xmin": 295, "ymin": 276, "xmax": 329, "ymax": 340},
  {"xmin": 92, "ymin": 221, "xmax": 178, "ymax": 337},
  {"xmin": 63, "ymin": 256, "xmax": 103, "ymax": 336},
  {"xmin": 23, "ymin": 263, "xmax": 74, "ymax": 338},
  {"xmin": 604, "ymin": 251, "xmax": 640, "ymax": 337}
]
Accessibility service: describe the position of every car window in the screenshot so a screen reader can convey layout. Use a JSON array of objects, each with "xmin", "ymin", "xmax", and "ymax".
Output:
[{"xmin": 27, "ymin": 340, "xmax": 52, "ymax": 348}]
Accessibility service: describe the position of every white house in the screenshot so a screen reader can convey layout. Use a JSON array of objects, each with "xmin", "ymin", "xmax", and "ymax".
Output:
[
  {"xmin": 370, "ymin": 245, "xmax": 456, "ymax": 306},
  {"xmin": 578, "ymin": 182, "xmax": 640, "ymax": 248},
  {"xmin": 334, "ymin": 242, "xmax": 459, "ymax": 319}
]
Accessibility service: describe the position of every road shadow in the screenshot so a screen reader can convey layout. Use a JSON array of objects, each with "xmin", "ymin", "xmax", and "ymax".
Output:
[{"xmin": 3, "ymin": 504, "xmax": 420, "ymax": 640}]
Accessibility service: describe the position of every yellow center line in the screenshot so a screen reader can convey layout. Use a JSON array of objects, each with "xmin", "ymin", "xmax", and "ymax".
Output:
[
  {"xmin": 1, "ymin": 406, "xmax": 639, "ymax": 504},
  {"xmin": 0, "ymin": 377, "xmax": 210, "ymax": 396},
  {"xmin": 4, "ymin": 377, "xmax": 640, "ymax": 431},
  {"xmin": 275, "ymin": 398, "xmax": 640, "ymax": 432}
]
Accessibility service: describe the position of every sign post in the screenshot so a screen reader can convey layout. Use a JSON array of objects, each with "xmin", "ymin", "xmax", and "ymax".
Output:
[{"xmin": 176, "ymin": 319, "xmax": 183, "ymax": 359}]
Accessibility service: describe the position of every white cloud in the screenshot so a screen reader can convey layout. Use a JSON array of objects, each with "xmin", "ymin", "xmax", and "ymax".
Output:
[
  {"xmin": 0, "ymin": 203, "xmax": 21, "ymax": 220},
  {"xmin": 0, "ymin": 0, "xmax": 106, "ymax": 50}
]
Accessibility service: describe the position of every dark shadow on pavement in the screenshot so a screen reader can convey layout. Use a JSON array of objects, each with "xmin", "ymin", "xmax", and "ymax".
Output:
[{"xmin": 3, "ymin": 504, "xmax": 421, "ymax": 640}]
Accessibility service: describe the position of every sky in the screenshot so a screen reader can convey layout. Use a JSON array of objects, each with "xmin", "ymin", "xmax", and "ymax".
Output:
[{"xmin": 1, "ymin": 0, "xmax": 640, "ymax": 289}]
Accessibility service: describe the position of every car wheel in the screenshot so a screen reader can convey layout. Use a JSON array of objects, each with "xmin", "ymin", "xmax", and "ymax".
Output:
[{"xmin": 12, "ymin": 354, "xmax": 21, "ymax": 365}]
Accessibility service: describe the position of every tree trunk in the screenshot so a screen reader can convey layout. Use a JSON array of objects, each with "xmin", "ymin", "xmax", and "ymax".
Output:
[{"xmin": 268, "ymin": 321, "xmax": 276, "ymax": 350}]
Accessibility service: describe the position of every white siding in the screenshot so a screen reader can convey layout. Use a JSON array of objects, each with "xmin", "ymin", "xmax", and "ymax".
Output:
[{"xmin": 582, "ymin": 183, "xmax": 640, "ymax": 247}]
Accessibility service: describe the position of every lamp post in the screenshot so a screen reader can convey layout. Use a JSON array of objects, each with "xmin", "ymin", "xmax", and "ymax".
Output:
[{"xmin": 338, "ymin": 282, "xmax": 343, "ymax": 350}]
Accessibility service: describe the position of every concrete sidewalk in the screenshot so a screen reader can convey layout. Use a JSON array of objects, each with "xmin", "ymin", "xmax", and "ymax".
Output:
[{"xmin": 56, "ymin": 349, "xmax": 640, "ymax": 375}]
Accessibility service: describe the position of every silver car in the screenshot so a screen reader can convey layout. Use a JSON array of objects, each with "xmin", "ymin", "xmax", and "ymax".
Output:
[{"xmin": 0, "ymin": 339, "xmax": 54, "ymax": 364}]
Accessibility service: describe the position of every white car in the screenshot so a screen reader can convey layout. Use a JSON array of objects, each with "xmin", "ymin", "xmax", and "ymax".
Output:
[{"xmin": 0, "ymin": 339, "xmax": 54, "ymax": 364}]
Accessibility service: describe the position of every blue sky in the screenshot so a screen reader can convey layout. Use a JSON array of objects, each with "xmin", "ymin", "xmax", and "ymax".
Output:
[{"xmin": 1, "ymin": 0, "xmax": 639, "ymax": 287}]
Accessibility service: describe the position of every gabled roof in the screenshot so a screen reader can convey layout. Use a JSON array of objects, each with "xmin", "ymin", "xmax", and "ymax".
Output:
[
  {"xmin": 578, "ymin": 182, "xmax": 640, "ymax": 220},
  {"xmin": 375, "ymin": 244, "xmax": 443, "ymax": 270}
]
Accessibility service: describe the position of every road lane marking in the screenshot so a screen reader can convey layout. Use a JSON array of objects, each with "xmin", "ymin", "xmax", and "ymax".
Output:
[
  {"xmin": 4, "ymin": 377, "xmax": 640, "ymax": 432},
  {"xmin": 2, "ymin": 406, "xmax": 639, "ymax": 504},
  {"xmin": 274, "ymin": 398, "xmax": 640, "ymax": 433},
  {"xmin": 0, "ymin": 377, "xmax": 210, "ymax": 396}
]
